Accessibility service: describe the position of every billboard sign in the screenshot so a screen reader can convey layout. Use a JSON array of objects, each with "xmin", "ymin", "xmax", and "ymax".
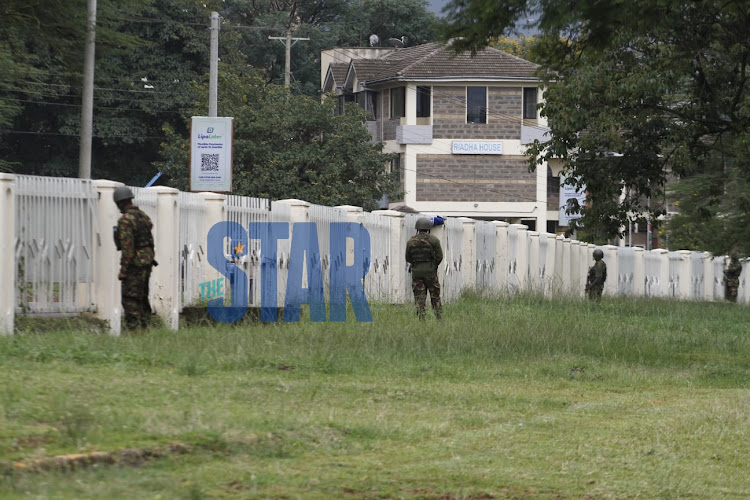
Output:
[{"xmin": 190, "ymin": 116, "xmax": 233, "ymax": 192}]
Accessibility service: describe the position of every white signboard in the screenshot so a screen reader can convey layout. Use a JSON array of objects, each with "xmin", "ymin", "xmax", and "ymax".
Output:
[
  {"xmin": 559, "ymin": 173, "xmax": 587, "ymax": 226},
  {"xmin": 190, "ymin": 116, "xmax": 233, "ymax": 192},
  {"xmin": 452, "ymin": 141, "xmax": 503, "ymax": 155}
]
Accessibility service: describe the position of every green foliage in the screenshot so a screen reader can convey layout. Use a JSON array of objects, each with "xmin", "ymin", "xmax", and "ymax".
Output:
[
  {"xmin": 159, "ymin": 71, "xmax": 400, "ymax": 209},
  {"xmin": 666, "ymin": 138, "xmax": 750, "ymax": 255},
  {"xmin": 489, "ymin": 35, "xmax": 539, "ymax": 61},
  {"xmin": 441, "ymin": 0, "xmax": 750, "ymax": 242},
  {"xmin": 219, "ymin": 0, "xmax": 438, "ymax": 95},
  {"xmin": 1, "ymin": 0, "xmax": 433, "ymax": 204}
]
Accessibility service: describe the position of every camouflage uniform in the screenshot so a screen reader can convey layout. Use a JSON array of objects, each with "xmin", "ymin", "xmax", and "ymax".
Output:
[
  {"xmin": 116, "ymin": 206, "xmax": 155, "ymax": 330},
  {"xmin": 585, "ymin": 260, "xmax": 607, "ymax": 301},
  {"xmin": 405, "ymin": 231, "xmax": 444, "ymax": 320},
  {"xmin": 724, "ymin": 258, "xmax": 742, "ymax": 302}
]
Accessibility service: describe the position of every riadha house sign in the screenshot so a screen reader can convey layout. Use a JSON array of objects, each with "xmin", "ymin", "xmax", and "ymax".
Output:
[{"xmin": 451, "ymin": 141, "xmax": 503, "ymax": 155}]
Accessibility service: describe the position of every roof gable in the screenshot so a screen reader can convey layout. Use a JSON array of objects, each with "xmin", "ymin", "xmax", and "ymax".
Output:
[{"xmin": 345, "ymin": 42, "xmax": 540, "ymax": 88}]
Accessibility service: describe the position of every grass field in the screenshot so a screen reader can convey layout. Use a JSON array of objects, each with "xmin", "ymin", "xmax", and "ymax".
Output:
[{"xmin": 1, "ymin": 293, "xmax": 749, "ymax": 499}]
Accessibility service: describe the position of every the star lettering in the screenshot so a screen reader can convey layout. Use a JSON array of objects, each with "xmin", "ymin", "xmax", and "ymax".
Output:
[{"xmin": 233, "ymin": 241, "xmax": 246, "ymax": 256}]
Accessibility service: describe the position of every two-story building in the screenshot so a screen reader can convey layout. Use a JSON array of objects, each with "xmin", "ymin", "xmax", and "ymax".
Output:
[{"xmin": 322, "ymin": 42, "xmax": 560, "ymax": 232}]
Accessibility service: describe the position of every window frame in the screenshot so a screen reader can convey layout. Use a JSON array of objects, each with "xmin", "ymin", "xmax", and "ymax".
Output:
[
  {"xmin": 523, "ymin": 87, "xmax": 538, "ymax": 119},
  {"xmin": 390, "ymin": 87, "xmax": 405, "ymax": 119},
  {"xmin": 416, "ymin": 86, "xmax": 431, "ymax": 118},
  {"xmin": 466, "ymin": 86, "xmax": 487, "ymax": 124}
]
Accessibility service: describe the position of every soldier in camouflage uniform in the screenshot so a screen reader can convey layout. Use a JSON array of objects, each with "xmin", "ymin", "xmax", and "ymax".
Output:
[
  {"xmin": 585, "ymin": 248, "xmax": 607, "ymax": 301},
  {"xmin": 724, "ymin": 256, "xmax": 742, "ymax": 302},
  {"xmin": 405, "ymin": 217, "xmax": 444, "ymax": 320},
  {"xmin": 113, "ymin": 186, "xmax": 156, "ymax": 330}
]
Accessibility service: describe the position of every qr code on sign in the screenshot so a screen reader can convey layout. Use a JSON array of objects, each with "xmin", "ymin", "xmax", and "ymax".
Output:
[{"xmin": 201, "ymin": 154, "xmax": 219, "ymax": 172}]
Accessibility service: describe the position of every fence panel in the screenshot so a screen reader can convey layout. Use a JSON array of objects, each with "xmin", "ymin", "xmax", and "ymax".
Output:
[
  {"xmin": 690, "ymin": 251, "xmax": 705, "ymax": 300},
  {"xmin": 442, "ymin": 217, "xmax": 463, "ymax": 302},
  {"xmin": 538, "ymin": 232, "xmax": 554, "ymax": 293},
  {"xmin": 361, "ymin": 211, "xmax": 391, "ymax": 302},
  {"xmin": 618, "ymin": 247, "xmax": 636, "ymax": 296},
  {"xmin": 177, "ymin": 192, "xmax": 207, "ymax": 309},
  {"xmin": 226, "ymin": 195, "xmax": 270, "ymax": 307},
  {"xmin": 14, "ymin": 175, "xmax": 98, "ymax": 314},
  {"xmin": 668, "ymin": 252, "xmax": 682, "ymax": 298},
  {"xmin": 506, "ymin": 224, "xmax": 520, "ymax": 292},
  {"xmin": 475, "ymin": 221, "xmax": 496, "ymax": 293},
  {"xmin": 267, "ymin": 201, "xmax": 293, "ymax": 308},
  {"xmin": 308, "ymin": 204, "xmax": 349, "ymax": 303},
  {"xmin": 738, "ymin": 261, "xmax": 748, "ymax": 305},
  {"xmin": 713, "ymin": 256, "xmax": 727, "ymax": 300},
  {"xmin": 644, "ymin": 251, "xmax": 662, "ymax": 297}
]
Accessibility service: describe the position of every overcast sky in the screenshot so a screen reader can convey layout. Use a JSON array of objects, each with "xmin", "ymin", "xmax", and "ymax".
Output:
[
  {"xmin": 425, "ymin": 0, "xmax": 540, "ymax": 36},
  {"xmin": 426, "ymin": 0, "xmax": 447, "ymax": 16}
]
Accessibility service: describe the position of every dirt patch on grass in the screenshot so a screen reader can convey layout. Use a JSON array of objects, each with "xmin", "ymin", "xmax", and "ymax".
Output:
[{"xmin": 10, "ymin": 443, "xmax": 188, "ymax": 472}]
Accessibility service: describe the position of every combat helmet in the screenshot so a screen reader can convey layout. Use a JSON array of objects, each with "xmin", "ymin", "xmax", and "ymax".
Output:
[
  {"xmin": 113, "ymin": 185, "xmax": 134, "ymax": 204},
  {"xmin": 415, "ymin": 217, "xmax": 432, "ymax": 230},
  {"xmin": 593, "ymin": 249, "xmax": 604, "ymax": 260}
]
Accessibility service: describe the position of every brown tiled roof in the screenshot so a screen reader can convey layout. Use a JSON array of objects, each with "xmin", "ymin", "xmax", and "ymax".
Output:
[
  {"xmin": 329, "ymin": 63, "xmax": 349, "ymax": 86},
  {"xmin": 350, "ymin": 42, "xmax": 540, "ymax": 85}
]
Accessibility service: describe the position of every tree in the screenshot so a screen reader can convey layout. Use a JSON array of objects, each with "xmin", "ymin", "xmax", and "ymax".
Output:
[
  {"xmin": 0, "ymin": 0, "xmax": 215, "ymax": 182},
  {"xmin": 159, "ymin": 70, "xmax": 401, "ymax": 210},
  {"xmin": 220, "ymin": 0, "xmax": 438, "ymax": 95},
  {"xmin": 666, "ymin": 138, "xmax": 750, "ymax": 256},
  {"xmin": 439, "ymin": 0, "xmax": 750, "ymax": 246},
  {"xmin": 490, "ymin": 36, "xmax": 539, "ymax": 61}
]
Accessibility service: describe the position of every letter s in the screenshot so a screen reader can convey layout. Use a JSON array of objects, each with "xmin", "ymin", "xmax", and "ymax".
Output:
[{"xmin": 207, "ymin": 221, "xmax": 248, "ymax": 323}]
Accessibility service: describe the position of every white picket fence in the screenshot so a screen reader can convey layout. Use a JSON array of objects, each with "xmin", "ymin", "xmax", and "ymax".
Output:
[{"xmin": 0, "ymin": 172, "xmax": 747, "ymax": 335}]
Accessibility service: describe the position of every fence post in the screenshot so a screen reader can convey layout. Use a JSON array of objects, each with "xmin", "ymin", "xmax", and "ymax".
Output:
[
  {"xmin": 570, "ymin": 240, "xmax": 582, "ymax": 296},
  {"xmin": 492, "ymin": 221, "xmax": 509, "ymax": 293},
  {"xmin": 559, "ymin": 237, "xmax": 572, "ymax": 295},
  {"xmin": 602, "ymin": 245, "xmax": 618, "ymax": 297},
  {"xmin": 653, "ymin": 249, "xmax": 670, "ymax": 298},
  {"xmin": 528, "ymin": 231, "xmax": 540, "ymax": 292},
  {"xmin": 151, "ymin": 187, "xmax": 180, "ymax": 330},
  {"xmin": 633, "ymin": 246, "xmax": 645, "ymax": 297},
  {"xmin": 372, "ymin": 210, "xmax": 407, "ymax": 304},
  {"xmin": 274, "ymin": 199, "xmax": 311, "ymax": 305},
  {"xmin": 201, "ymin": 192, "xmax": 227, "ymax": 291},
  {"xmin": 738, "ymin": 260, "xmax": 749, "ymax": 305},
  {"xmin": 459, "ymin": 218, "xmax": 476, "ymax": 292},
  {"xmin": 677, "ymin": 250, "xmax": 692, "ymax": 300},
  {"xmin": 92, "ymin": 180, "xmax": 123, "ymax": 335},
  {"xmin": 0, "ymin": 173, "xmax": 16, "ymax": 335},
  {"xmin": 542, "ymin": 233, "xmax": 557, "ymax": 296},
  {"xmin": 511, "ymin": 224, "xmax": 529, "ymax": 291}
]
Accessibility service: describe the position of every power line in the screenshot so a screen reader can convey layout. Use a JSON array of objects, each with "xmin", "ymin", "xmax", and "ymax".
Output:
[{"xmin": 1, "ymin": 129, "xmax": 166, "ymax": 140}]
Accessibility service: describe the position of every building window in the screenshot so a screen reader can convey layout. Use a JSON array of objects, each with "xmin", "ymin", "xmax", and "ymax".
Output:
[
  {"xmin": 547, "ymin": 168, "xmax": 560, "ymax": 195},
  {"xmin": 390, "ymin": 87, "xmax": 405, "ymax": 118},
  {"xmin": 416, "ymin": 86, "xmax": 431, "ymax": 118},
  {"xmin": 357, "ymin": 91, "xmax": 378, "ymax": 120},
  {"xmin": 523, "ymin": 87, "xmax": 538, "ymax": 119},
  {"xmin": 467, "ymin": 86, "xmax": 487, "ymax": 124},
  {"xmin": 336, "ymin": 93, "xmax": 355, "ymax": 116},
  {"xmin": 390, "ymin": 154, "xmax": 401, "ymax": 175}
]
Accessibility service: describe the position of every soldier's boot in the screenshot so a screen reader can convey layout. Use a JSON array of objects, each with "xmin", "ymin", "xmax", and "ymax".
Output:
[{"xmin": 417, "ymin": 311, "xmax": 426, "ymax": 322}]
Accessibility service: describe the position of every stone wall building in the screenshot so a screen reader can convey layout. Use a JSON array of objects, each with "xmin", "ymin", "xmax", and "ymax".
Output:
[{"xmin": 322, "ymin": 42, "xmax": 562, "ymax": 232}]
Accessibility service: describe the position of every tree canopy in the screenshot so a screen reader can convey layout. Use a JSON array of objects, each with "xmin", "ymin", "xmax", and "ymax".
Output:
[
  {"xmin": 159, "ymin": 71, "xmax": 400, "ymax": 209},
  {"xmin": 441, "ymin": 0, "xmax": 750, "ymax": 251},
  {"xmin": 1, "ymin": 0, "xmax": 428, "ymax": 204}
]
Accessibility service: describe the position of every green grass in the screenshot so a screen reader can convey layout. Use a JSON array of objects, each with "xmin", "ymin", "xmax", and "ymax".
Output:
[{"xmin": 1, "ymin": 293, "xmax": 749, "ymax": 499}]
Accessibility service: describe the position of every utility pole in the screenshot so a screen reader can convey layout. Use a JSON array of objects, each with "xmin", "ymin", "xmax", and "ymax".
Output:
[
  {"xmin": 209, "ymin": 11, "xmax": 220, "ymax": 117},
  {"xmin": 78, "ymin": 0, "xmax": 97, "ymax": 178},
  {"xmin": 269, "ymin": 26, "xmax": 309, "ymax": 87}
]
